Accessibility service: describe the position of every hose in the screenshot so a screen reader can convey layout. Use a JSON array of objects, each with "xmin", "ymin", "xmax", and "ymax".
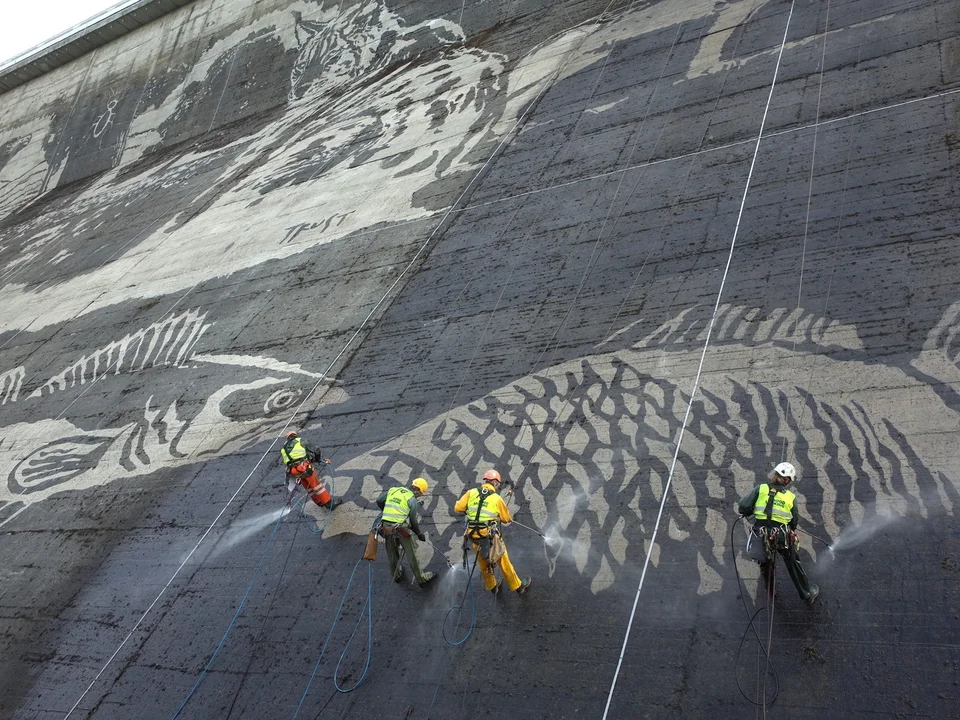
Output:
[
  {"xmin": 442, "ymin": 550, "xmax": 479, "ymax": 647},
  {"xmin": 292, "ymin": 557, "xmax": 374, "ymax": 717},
  {"xmin": 730, "ymin": 516, "xmax": 780, "ymax": 707},
  {"xmin": 171, "ymin": 508, "xmax": 288, "ymax": 719}
]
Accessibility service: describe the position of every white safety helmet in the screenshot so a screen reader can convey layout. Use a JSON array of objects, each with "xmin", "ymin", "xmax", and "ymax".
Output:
[{"xmin": 770, "ymin": 462, "xmax": 796, "ymax": 484}]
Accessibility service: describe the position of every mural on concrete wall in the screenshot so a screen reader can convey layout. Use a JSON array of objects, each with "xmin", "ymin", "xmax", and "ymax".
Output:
[
  {"xmin": 0, "ymin": 0, "xmax": 541, "ymax": 335},
  {"xmin": 2, "ymin": 0, "xmax": 956, "ymax": 596},
  {"xmin": 329, "ymin": 303, "xmax": 960, "ymax": 595},
  {"xmin": 0, "ymin": 0, "xmax": 798, "ymax": 335},
  {"xmin": 0, "ymin": 309, "xmax": 336, "ymax": 526}
]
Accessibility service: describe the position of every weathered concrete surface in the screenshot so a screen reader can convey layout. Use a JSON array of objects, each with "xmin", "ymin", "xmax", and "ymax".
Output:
[{"xmin": 1, "ymin": 0, "xmax": 959, "ymax": 718}]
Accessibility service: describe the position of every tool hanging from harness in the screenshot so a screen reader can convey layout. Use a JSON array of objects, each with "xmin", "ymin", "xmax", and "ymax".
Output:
[
  {"xmin": 462, "ymin": 487, "xmax": 505, "ymax": 566},
  {"xmin": 745, "ymin": 487, "xmax": 799, "ymax": 562}
]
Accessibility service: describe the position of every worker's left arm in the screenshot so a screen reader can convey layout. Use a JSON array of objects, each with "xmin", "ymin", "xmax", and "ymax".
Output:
[{"xmin": 407, "ymin": 498, "xmax": 424, "ymax": 537}]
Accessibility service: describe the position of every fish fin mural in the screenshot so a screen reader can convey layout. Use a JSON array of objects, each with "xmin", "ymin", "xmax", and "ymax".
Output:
[
  {"xmin": 26, "ymin": 309, "xmax": 211, "ymax": 400},
  {"xmin": 0, "ymin": 306, "xmax": 349, "ymax": 524},
  {"xmin": 911, "ymin": 300, "xmax": 960, "ymax": 386},
  {"xmin": 0, "ymin": 366, "xmax": 24, "ymax": 404}
]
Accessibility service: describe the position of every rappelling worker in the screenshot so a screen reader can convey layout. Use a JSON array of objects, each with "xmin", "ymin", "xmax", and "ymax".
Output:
[
  {"xmin": 374, "ymin": 477, "xmax": 436, "ymax": 586},
  {"xmin": 737, "ymin": 461, "xmax": 819, "ymax": 605},
  {"xmin": 280, "ymin": 431, "xmax": 342, "ymax": 511},
  {"xmin": 454, "ymin": 469, "xmax": 532, "ymax": 595}
]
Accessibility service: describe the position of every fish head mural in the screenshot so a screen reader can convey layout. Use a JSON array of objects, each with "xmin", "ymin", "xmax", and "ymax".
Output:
[{"xmin": 0, "ymin": 309, "xmax": 347, "ymax": 525}]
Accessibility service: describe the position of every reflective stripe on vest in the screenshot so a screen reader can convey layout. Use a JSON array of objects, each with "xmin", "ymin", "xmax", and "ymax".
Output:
[
  {"xmin": 466, "ymin": 487, "xmax": 500, "ymax": 527},
  {"xmin": 280, "ymin": 438, "xmax": 307, "ymax": 465},
  {"xmin": 753, "ymin": 484, "xmax": 795, "ymax": 524},
  {"xmin": 382, "ymin": 486, "xmax": 414, "ymax": 525}
]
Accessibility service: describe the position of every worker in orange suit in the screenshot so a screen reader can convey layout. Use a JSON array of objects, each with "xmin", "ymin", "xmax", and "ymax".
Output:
[
  {"xmin": 454, "ymin": 469, "xmax": 531, "ymax": 595},
  {"xmin": 280, "ymin": 431, "xmax": 341, "ymax": 511}
]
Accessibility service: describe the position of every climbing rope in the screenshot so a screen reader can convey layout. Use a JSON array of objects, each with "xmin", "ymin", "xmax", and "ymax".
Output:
[
  {"xmin": 292, "ymin": 557, "xmax": 375, "ymax": 717},
  {"xmin": 441, "ymin": 550, "xmax": 479, "ymax": 647},
  {"xmin": 170, "ymin": 508, "xmax": 288, "ymax": 719},
  {"xmin": 730, "ymin": 516, "xmax": 780, "ymax": 709}
]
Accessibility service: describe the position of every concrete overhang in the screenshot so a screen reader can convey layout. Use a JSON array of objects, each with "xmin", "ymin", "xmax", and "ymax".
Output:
[{"xmin": 0, "ymin": 0, "xmax": 196, "ymax": 95}]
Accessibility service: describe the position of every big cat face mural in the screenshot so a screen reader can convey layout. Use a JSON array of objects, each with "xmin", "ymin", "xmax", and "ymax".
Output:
[
  {"xmin": 0, "ymin": 0, "xmax": 535, "ymax": 334},
  {"xmin": 0, "ymin": 0, "xmax": 791, "ymax": 336}
]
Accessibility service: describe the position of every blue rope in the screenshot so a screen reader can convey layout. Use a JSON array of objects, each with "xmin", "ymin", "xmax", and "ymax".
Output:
[
  {"xmin": 333, "ymin": 561, "xmax": 373, "ymax": 693},
  {"xmin": 292, "ymin": 558, "xmax": 374, "ymax": 718},
  {"xmin": 171, "ymin": 509, "xmax": 287, "ymax": 719},
  {"xmin": 442, "ymin": 552, "xmax": 479, "ymax": 646}
]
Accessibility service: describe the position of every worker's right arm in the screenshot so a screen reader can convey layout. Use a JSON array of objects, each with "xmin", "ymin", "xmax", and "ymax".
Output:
[
  {"xmin": 453, "ymin": 491, "xmax": 470, "ymax": 514},
  {"xmin": 376, "ymin": 490, "xmax": 388, "ymax": 511},
  {"xmin": 737, "ymin": 485, "xmax": 759, "ymax": 516}
]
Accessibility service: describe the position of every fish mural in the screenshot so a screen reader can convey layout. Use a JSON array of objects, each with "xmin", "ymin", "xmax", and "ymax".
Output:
[
  {"xmin": 0, "ymin": 308, "xmax": 340, "ymax": 527},
  {"xmin": 325, "ymin": 303, "xmax": 960, "ymax": 595}
]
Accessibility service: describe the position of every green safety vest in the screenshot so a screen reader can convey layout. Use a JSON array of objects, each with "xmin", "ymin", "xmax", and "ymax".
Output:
[
  {"xmin": 466, "ymin": 487, "xmax": 501, "ymax": 527},
  {"xmin": 753, "ymin": 484, "xmax": 795, "ymax": 524},
  {"xmin": 280, "ymin": 438, "xmax": 307, "ymax": 465},
  {"xmin": 382, "ymin": 486, "xmax": 414, "ymax": 525}
]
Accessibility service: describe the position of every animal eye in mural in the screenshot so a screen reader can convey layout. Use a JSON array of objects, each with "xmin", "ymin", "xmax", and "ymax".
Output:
[{"xmin": 0, "ymin": 310, "xmax": 338, "ymax": 527}]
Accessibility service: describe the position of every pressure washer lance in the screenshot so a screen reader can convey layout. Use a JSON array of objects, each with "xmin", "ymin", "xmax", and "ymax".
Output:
[
  {"xmin": 795, "ymin": 527, "xmax": 836, "ymax": 559},
  {"xmin": 422, "ymin": 534, "xmax": 455, "ymax": 568},
  {"xmin": 509, "ymin": 520, "xmax": 546, "ymax": 539}
]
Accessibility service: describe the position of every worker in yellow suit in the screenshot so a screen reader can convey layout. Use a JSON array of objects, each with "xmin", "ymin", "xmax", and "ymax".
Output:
[{"xmin": 454, "ymin": 469, "xmax": 532, "ymax": 595}]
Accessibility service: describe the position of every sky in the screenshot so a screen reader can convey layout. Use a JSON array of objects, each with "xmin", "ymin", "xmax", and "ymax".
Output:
[{"xmin": 0, "ymin": 0, "xmax": 133, "ymax": 66}]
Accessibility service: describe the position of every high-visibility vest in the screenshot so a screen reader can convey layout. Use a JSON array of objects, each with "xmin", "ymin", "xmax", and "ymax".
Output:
[
  {"xmin": 280, "ymin": 438, "xmax": 307, "ymax": 465},
  {"xmin": 753, "ymin": 484, "xmax": 795, "ymax": 524},
  {"xmin": 466, "ymin": 487, "xmax": 501, "ymax": 527},
  {"xmin": 382, "ymin": 486, "xmax": 414, "ymax": 525}
]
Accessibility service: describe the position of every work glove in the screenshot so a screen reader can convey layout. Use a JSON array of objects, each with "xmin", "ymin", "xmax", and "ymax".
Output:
[{"xmin": 417, "ymin": 532, "xmax": 427, "ymax": 542}]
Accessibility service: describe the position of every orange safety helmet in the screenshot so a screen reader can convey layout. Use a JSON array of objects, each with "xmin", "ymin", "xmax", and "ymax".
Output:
[
  {"xmin": 482, "ymin": 469, "xmax": 502, "ymax": 484},
  {"xmin": 286, "ymin": 431, "xmax": 299, "ymax": 439}
]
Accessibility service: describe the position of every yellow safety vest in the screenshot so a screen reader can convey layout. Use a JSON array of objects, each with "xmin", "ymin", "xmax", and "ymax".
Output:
[
  {"xmin": 280, "ymin": 438, "xmax": 307, "ymax": 465},
  {"xmin": 753, "ymin": 484, "xmax": 795, "ymax": 524},
  {"xmin": 466, "ymin": 487, "xmax": 501, "ymax": 528},
  {"xmin": 382, "ymin": 486, "xmax": 414, "ymax": 525}
]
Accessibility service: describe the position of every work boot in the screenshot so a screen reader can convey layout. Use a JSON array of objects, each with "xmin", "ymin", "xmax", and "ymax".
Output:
[
  {"xmin": 489, "ymin": 579, "xmax": 502, "ymax": 595},
  {"xmin": 418, "ymin": 571, "xmax": 436, "ymax": 587},
  {"xmin": 806, "ymin": 584, "xmax": 820, "ymax": 606},
  {"xmin": 324, "ymin": 497, "xmax": 344, "ymax": 511},
  {"xmin": 394, "ymin": 567, "xmax": 406, "ymax": 584},
  {"xmin": 516, "ymin": 577, "xmax": 532, "ymax": 596}
]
